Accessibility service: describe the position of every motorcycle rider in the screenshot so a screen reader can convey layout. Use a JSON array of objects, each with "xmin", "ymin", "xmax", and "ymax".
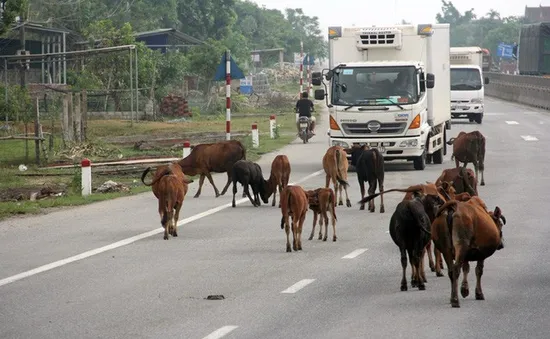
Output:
[{"xmin": 295, "ymin": 91, "xmax": 316, "ymax": 135}]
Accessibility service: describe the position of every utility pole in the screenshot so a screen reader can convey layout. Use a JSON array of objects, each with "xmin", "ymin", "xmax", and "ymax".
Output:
[{"xmin": 19, "ymin": 20, "xmax": 25, "ymax": 89}]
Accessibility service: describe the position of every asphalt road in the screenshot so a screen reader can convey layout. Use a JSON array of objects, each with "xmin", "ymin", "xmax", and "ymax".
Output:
[{"xmin": 1, "ymin": 97, "xmax": 549, "ymax": 339}]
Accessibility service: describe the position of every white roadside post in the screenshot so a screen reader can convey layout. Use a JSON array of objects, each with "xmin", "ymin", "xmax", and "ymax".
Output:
[
  {"xmin": 269, "ymin": 115, "xmax": 276, "ymax": 139},
  {"xmin": 251, "ymin": 123, "xmax": 259, "ymax": 148},
  {"xmin": 183, "ymin": 140, "xmax": 191, "ymax": 158},
  {"xmin": 81, "ymin": 158, "xmax": 92, "ymax": 196}
]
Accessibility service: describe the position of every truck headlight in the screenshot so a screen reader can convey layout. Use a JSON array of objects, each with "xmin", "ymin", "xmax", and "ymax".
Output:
[
  {"xmin": 399, "ymin": 139, "xmax": 418, "ymax": 147},
  {"xmin": 332, "ymin": 140, "xmax": 350, "ymax": 148},
  {"xmin": 471, "ymin": 98, "xmax": 483, "ymax": 104}
]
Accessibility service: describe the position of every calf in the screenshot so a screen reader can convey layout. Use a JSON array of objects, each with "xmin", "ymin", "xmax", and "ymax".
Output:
[
  {"xmin": 141, "ymin": 163, "xmax": 193, "ymax": 199},
  {"xmin": 280, "ymin": 185, "xmax": 309, "ymax": 252},
  {"xmin": 156, "ymin": 173, "xmax": 188, "ymax": 240},
  {"xmin": 432, "ymin": 196, "xmax": 506, "ymax": 308},
  {"xmin": 361, "ymin": 188, "xmax": 444, "ymax": 291},
  {"xmin": 267, "ymin": 155, "xmax": 291, "ymax": 207},
  {"xmin": 322, "ymin": 146, "xmax": 351, "ymax": 207},
  {"xmin": 176, "ymin": 140, "xmax": 246, "ymax": 198},
  {"xmin": 306, "ymin": 188, "xmax": 337, "ymax": 242},
  {"xmin": 447, "ymin": 131, "xmax": 486, "ymax": 186},
  {"xmin": 435, "ymin": 167, "xmax": 478, "ymax": 196},
  {"xmin": 345, "ymin": 145, "xmax": 385, "ymax": 213},
  {"xmin": 231, "ymin": 160, "xmax": 270, "ymax": 207}
]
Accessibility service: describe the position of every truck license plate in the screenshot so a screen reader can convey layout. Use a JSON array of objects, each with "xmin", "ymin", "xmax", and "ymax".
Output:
[{"xmin": 300, "ymin": 123, "xmax": 308, "ymax": 128}]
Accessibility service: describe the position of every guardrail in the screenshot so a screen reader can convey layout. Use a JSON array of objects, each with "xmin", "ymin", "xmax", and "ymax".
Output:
[{"xmin": 485, "ymin": 72, "xmax": 550, "ymax": 110}]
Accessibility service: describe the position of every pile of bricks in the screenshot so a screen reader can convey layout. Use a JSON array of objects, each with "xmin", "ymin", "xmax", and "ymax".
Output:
[{"xmin": 159, "ymin": 94, "xmax": 192, "ymax": 117}]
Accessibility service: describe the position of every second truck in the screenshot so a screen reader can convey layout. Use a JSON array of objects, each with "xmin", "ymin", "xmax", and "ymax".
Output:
[{"xmin": 312, "ymin": 23, "xmax": 451, "ymax": 170}]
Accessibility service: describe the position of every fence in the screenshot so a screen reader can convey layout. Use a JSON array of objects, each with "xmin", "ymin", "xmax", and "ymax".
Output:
[{"xmin": 485, "ymin": 72, "xmax": 550, "ymax": 110}]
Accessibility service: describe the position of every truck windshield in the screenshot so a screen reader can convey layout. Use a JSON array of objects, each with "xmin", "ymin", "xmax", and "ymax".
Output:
[
  {"xmin": 331, "ymin": 66, "xmax": 418, "ymax": 107},
  {"xmin": 451, "ymin": 68, "xmax": 482, "ymax": 91}
]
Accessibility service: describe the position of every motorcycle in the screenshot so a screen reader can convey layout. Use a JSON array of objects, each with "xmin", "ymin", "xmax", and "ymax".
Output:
[{"xmin": 295, "ymin": 107, "xmax": 314, "ymax": 144}]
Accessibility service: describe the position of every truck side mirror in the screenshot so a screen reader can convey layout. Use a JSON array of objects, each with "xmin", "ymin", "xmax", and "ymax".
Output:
[
  {"xmin": 484, "ymin": 77, "xmax": 489, "ymax": 85},
  {"xmin": 312, "ymin": 72, "xmax": 322, "ymax": 86},
  {"xmin": 426, "ymin": 73, "xmax": 435, "ymax": 89},
  {"xmin": 314, "ymin": 89, "xmax": 325, "ymax": 100}
]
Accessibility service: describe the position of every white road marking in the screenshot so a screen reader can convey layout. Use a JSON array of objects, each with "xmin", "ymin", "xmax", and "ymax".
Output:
[
  {"xmin": 281, "ymin": 279, "xmax": 316, "ymax": 294},
  {"xmin": 0, "ymin": 170, "xmax": 325, "ymax": 288},
  {"xmin": 505, "ymin": 121, "xmax": 519, "ymax": 125},
  {"xmin": 521, "ymin": 135, "xmax": 539, "ymax": 141},
  {"xmin": 202, "ymin": 326, "xmax": 239, "ymax": 339},
  {"xmin": 342, "ymin": 248, "xmax": 368, "ymax": 259},
  {"xmin": 484, "ymin": 113, "xmax": 505, "ymax": 116}
]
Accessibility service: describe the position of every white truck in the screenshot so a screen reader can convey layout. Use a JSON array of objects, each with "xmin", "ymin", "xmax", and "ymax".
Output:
[
  {"xmin": 449, "ymin": 46, "xmax": 489, "ymax": 124},
  {"xmin": 312, "ymin": 24, "xmax": 451, "ymax": 170}
]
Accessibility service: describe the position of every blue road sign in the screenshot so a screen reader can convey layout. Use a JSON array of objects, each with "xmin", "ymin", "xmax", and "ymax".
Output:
[
  {"xmin": 213, "ymin": 52, "xmax": 245, "ymax": 81},
  {"xmin": 497, "ymin": 43, "xmax": 514, "ymax": 59},
  {"xmin": 303, "ymin": 54, "xmax": 315, "ymax": 66}
]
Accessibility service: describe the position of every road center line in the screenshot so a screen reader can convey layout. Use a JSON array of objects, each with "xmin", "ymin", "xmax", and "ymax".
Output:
[
  {"xmin": 521, "ymin": 135, "xmax": 539, "ymax": 141},
  {"xmin": 0, "ymin": 169, "xmax": 325, "ymax": 288},
  {"xmin": 505, "ymin": 121, "xmax": 519, "ymax": 125},
  {"xmin": 281, "ymin": 279, "xmax": 316, "ymax": 294},
  {"xmin": 202, "ymin": 325, "xmax": 239, "ymax": 339},
  {"xmin": 342, "ymin": 248, "xmax": 368, "ymax": 259}
]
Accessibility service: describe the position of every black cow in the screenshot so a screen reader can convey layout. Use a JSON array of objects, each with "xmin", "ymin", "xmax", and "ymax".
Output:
[
  {"xmin": 231, "ymin": 160, "xmax": 271, "ymax": 207},
  {"xmin": 359, "ymin": 189, "xmax": 444, "ymax": 291},
  {"xmin": 346, "ymin": 145, "xmax": 385, "ymax": 213}
]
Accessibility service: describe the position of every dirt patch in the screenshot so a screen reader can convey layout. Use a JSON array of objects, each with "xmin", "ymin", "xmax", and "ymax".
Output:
[{"xmin": 0, "ymin": 185, "xmax": 67, "ymax": 202}]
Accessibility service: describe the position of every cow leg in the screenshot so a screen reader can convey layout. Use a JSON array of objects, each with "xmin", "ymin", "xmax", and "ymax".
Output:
[
  {"xmin": 400, "ymin": 248, "xmax": 408, "ymax": 291},
  {"xmin": 359, "ymin": 179, "xmax": 366, "ymax": 210},
  {"xmin": 297, "ymin": 212, "xmax": 305, "ymax": 251},
  {"xmin": 435, "ymin": 247, "xmax": 445, "ymax": 277},
  {"xmin": 450, "ymin": 247, "xmax": 467, "ymax": 308},
  {"xmin": 416, "ymin": 252, "xmax": 426, "ymax": 290},
  {"xmin": 252, "ymin": 184, "xmax": 260, "ymax": 206},
  {"xmin": 454, "ymin": 158, "xmax": 460, "ymax": 168},
  {"xmin": 243, "ymin": 183, "xmax": 256, "ymax": 207},
  {"xmin": 322, "ymin": 211, "xmax": 329, "ymax": 242},
  {"xmin": 460, "ymin": 261, "xmax": 470, "ymax": 298},
  {"xmin": 272, "ymin": 183, "xmax": 278, "ymax": 207},
  {"xmin": 325, "ymin": 174, "xmax": 330, "ymax": 188},
  {"xmin": 474, "ymin": 260, "xmax": 485, "ymax": 300},
  {"xmin": 231, "ymin": 180, "xmax": 238, "ymax": 208},
  {"xmin": 426, "ymin": 241, "xmax": 436, "ymax": 272},
  {"xmin": 475, "ymin": 161, "xmax": 485, "ymax": 186},
  {"xmin": 407, "ymin": 248, "xmax": 418, "ymax": 288},
  {"xmin": 204, "ymin": 172, "xmax": 221, "ymax": 197},
  {"xmin": 318, "ymin": 212, "xmax": 324, "ymax": 240},
  {"xmin": 308, "ymin": 212, "xmax": 318, "ymax": 240},
  {"xmin": 193, "ymin": 174, "xmax": 206, "ymax": 198},
  {"xmin": 378, "ymin": 178, "xmax": 385, "ymax": 213},
  {"xmin": 367, "ymin": 179, "xmax": 376, "ymax": 213},
  {"xmin": 330, "ymin": 207, "xmax": 337, "ymax": 242},
  {"xmin": 344, "ymin": 186, "xmax": 351, "ymax": 208},
  {"xmin": 419, "ymin": 247, "xmax": 428, "ymax": 284},
  {"xmin": 172, "ymin": 203, "xmax": 181, "ymax": 237},
  {"xmin": 284, "ymin": 218, "xmax": 292, "ymax": 253},
  {"xmin": 220, "ymin": 172, "xmax": 232, "ymax": 196},
  {"xmin": 292, "ymin": 216, "xmax": 298, "ymax": 251}
]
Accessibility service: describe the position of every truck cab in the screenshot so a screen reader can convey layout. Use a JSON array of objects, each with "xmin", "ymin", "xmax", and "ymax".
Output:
[
  {"xmin": 449, "ymin": 47, "xmax": 490, "ymax": 124},
  {"xmin": 313, "ymin": 24, "xmax": 451, "ymax": 170}
]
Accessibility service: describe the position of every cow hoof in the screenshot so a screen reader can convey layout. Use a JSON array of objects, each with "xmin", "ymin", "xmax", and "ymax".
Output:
[
  {"xmin": 418, "ymin": 284, "xmax": 426, "ymax": 291},
  {"xmin": 346, "ymin": 200, "xmax": 352, "ymax": 208},
  {"xmin": 360, "ymin": 205, "xmax": 365, "ymax": 210},
  {"xmin": 401, "ymin": 285, "xmax": 408, "ymax": 291},
  {"xmin": 461, "ymin": 285, "xmax": 469, "ymax": 298},
  {"xmin": 164, "ymin": 236, "xmax": 169, "ymax": 240},
  {"xmin": 308, "ymin": 235, "xmax": 313, "ymax": 240},
  {"xmin": 232, "ymin": 203, "xmax": 236, "ymax": 208},
  {"xmin": 286, "ymin": 248, "xmax": 292, "ymax": 253},
  {"xmin": 278, "ymin": 204, "xmax": 281, "ymax": 208},
  {"xmin": 333, "ymin": 236, "xmax": 337, "ymax": 242},
  {"xmin": 451, "ymin": 300, "xmax": 460, "ymax": 308},
  {"xmin": 193, "ymin": 194, "xmax": 200, "ymax": 198},
  {"xmin": 318, "ymin": 235, "xmax": 322, "ymax": 240},
  {"xmin": 411, "ymin": 280, "xmax": 417, "ymax": 288},
  {"xmin": 436, "ymin": 272, "xmax": 444, "ymax": 277},
  {"xmin": 475, "ymin": 292, "xmax": 485, "ymax": 300},
  {"xmin": 380, "ymin": 206, "xmax": 385, "ymax": 213},
  {"xmin": 338, "ymin": 201, "xmax": 343, "ymax": 206},
  {"xmin": 323, "ymin": 237, "xmax": 327, "ymax": 242},
  {"xmin": 429, "ymin": 264, "xmax": 436, "ymax": 272},
  {"xmin": 172, "ymin": 232, "xmax": 178, "ymax": 237},
  {"xmin": 481, "ymin": 182, "xmax": 485, "ymax": 186}
]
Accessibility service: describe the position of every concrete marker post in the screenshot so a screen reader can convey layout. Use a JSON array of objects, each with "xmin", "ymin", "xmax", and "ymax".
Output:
[
  {"xmin": 251, "ymin": 123, "xmax": 259, "ymax": 148},
  {"xmin": 81, "ymin": 158, "xmax": 92, "ymax": 196},
  {"xmin": 269, "ymin": 115, "xmax": 276, "ymax": 139},
  {"xmin": 183, "ymin": 140, "xmax": 191, "ymax": 158}
]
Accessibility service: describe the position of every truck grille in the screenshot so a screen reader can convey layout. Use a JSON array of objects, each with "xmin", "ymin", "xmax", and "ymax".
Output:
[
  {"xmin": 342, "ymin": 122, "xmax": 407, "ymax": 135},
  {"xmin": 451, "ymin": 100, "xmax": 469, "ymax": 104}
]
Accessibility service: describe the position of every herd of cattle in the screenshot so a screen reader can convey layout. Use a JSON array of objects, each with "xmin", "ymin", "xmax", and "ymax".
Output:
[{"xmin": 139, "ymin": 129, "xmax": 505, "ymax": 308}]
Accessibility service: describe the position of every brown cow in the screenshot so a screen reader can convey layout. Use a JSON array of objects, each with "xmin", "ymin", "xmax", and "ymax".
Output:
[
  {"xmin": 446, "ymin": 131, "xmax": 486, "ymax": 186},
  {"xmin": 322, "ymin": 146, "xmax": 351, "ymax": 207},
  {"xmin": 268, "ymin": 155, "xmax": 291, "ymax": 207},
  {"xmin": 435, "ymin": 167, "xmax": 478, "ymax": 196},
  {"xmin": 176, "ymin": 140, "xmax": 246, "ymax": 198},
  {"xmin": 141, "ymin": 163, "xmax": 194, "ymax": 199},
  {"xmin": 156, "ymin": 173, "xmax": 188, "ymax": 240},
  {"xmin": 280, "ymin": 185, "xmax": 309, "ymax": 252},
  {"xmin": 306, "ymin": 187, "xmax": 338, "ymax": 242},
  {"xmin": 432, "ymin": 196, "xmax": 506, "ymax": 308}
]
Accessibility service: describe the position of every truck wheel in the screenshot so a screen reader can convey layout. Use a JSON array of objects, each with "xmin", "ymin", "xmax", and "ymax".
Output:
[
  {"xmin": 413, "ymin": 151, "xmax": 426, "ymax": 170},
  {"xmin": 475, "ymin": 114, "xmax": 483, "ymax": 124},
  {"xmin": 432, "ymin": 148, "xmax": 444, "ymax": 164}
]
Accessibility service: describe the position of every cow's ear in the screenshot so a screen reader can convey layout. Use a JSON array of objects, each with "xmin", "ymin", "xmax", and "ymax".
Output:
[{"xmin": 493, "ymin": 206, "xmax": 502, "ymax": 219}]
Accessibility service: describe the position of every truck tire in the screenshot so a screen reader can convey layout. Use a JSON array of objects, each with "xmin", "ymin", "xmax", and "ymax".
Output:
[
  {"xmin": 432, "ymin": 148, "xmax": 444, "ymax": 164},
  {"xmin": 475, "ymin": 114, "xmax": 483, "ymax": 124},
  {"xmin": 413, "ymin": 151, "xmax": 426, "ymax": 170}
]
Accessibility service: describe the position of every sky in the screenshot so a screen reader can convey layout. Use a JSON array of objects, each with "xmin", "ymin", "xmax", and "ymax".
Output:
[{"xmin": 250, "ymin": 0, "xmax": 550, "ymax": 36}]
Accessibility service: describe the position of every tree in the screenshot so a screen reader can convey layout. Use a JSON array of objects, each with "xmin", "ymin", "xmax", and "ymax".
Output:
[{"xmin": 0, "ymin": 0, "xmax": 27, "ymax": 36}]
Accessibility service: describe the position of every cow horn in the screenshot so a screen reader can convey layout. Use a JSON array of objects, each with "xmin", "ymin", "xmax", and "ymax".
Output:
[{"xmin": 500, "ymin": 215, "xmax": 506, "ymax": 225}]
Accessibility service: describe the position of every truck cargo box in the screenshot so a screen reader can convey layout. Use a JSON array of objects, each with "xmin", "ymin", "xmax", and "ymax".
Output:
[{"xmin": 518, "ymin": 22, "xmax": 550, "ymax": 75}]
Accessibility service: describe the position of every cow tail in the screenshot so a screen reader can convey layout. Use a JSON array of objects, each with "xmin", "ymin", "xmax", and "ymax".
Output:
[
  {"xmin": 334, "ymin": 149, "xmax": 349, "ymax": 188},
  {"xmin": 478, "ymin": 135, "xmax": 485, "ymax": 171},
  {"xmin": 141, "ymin": 167, "xmax": 153, "ymax": 186},
  {"xmin": 280, "ymin": 189, "xmax": 292, "ymax": 230},
  {"xmin": 330, "ymin": 189, "xmax": 337, "ymax": 221},
  {"xmin": 446, "ymin": 137, "xmax": 456, "ymax": 145}
]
